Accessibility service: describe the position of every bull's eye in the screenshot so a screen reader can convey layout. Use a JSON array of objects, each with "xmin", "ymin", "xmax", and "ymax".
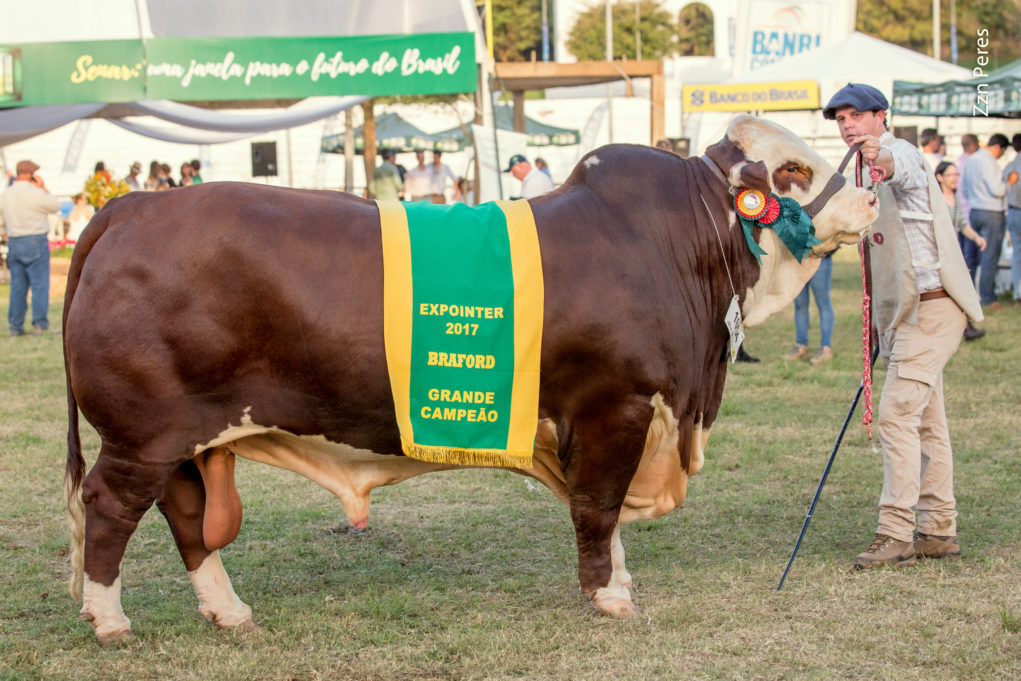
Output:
[{"xmin": 785, "ymin": 165, "xmax": 799, "ymax": 174}]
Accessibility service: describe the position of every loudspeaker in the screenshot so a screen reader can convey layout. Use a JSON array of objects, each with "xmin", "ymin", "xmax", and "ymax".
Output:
[{"xmin": 251, "ymin": 141, "xmax": 278, "ymax": 177}]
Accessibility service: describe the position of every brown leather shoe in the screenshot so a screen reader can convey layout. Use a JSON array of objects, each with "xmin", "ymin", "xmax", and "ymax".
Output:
[
  {"xmin": 852, "ymin": 533, "xmax": 916, "ymax": 571},
  {"xmin": 783, "ymin": 344, "xmax": 808, "ymax": 361},
  {"xmin": 913, "ymin": 533, "xmax": 961, "ymax": 559}
]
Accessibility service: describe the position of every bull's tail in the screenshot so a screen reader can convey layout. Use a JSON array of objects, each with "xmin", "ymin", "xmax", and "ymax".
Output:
[{"xmin": 63, "ymin": 205, "xmax": 116, "ymax": 602}]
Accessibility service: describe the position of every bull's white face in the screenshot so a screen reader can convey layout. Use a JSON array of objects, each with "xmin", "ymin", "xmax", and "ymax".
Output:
[{"xmin": 725, "ymin": 114, "xmax": 878, "ymax": 326}]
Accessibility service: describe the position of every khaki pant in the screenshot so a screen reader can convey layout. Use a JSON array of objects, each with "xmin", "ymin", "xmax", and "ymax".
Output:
[{"xmin": 876, "ymin": 296, "xmax": 966, "ymax": 543}]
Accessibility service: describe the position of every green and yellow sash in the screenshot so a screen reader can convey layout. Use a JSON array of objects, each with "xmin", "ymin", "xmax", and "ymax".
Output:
[{"xmin": 378, "ymin": 200, "xmax": 543, "ymax": 469}]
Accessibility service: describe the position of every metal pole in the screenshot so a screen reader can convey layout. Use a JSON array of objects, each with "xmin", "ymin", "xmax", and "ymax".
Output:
[
  {"xmin": 635, "ymin": 0, "xmax": 641, "ymax": 60},
  {"xmin": 950, "ymin": 0, "xmax": 958, "ymax": 64},
  {"xmin": 605, "ymin": 1, "xmax": 613, "ymax": 143},
  {"xmin": 777, "ymin": 344, "xmax": 881, "ymax": 590},
  {"xmin": 932, "ymin": 0, "xmax": 941, "ymax": 60},
  {"xmin": 541, "ymin": 0, "xmax": 550, "ymax": 62}
]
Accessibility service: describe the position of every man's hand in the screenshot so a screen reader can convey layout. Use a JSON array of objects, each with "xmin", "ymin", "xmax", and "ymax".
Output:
[
  {"xmin": 852, "ymin": 134, "xmax": 894, "ymax": 180},
  {"xmin": 853, "ymin": 134, "xmax": 882, "ymax": 162}
]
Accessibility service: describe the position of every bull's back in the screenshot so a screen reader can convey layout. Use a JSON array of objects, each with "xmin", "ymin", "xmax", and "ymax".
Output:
[{"xmin": 65, "ymin": 184, "xmax": 397, "ymax": 452}]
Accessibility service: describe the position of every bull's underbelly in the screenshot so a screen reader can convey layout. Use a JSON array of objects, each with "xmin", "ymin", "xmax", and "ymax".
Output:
[{"xmin": 195, "ymin": 393, "xmax": 707, "ymax": 528}]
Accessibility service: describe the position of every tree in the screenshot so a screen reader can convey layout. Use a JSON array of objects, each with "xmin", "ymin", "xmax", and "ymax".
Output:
[
  {"xmin": 491, "ymin": 0, "xmax": 543, "ymax": 62},
  {"xmin": 857, "ymin": 0, "xmax": 1020, "ymax": 69},
  {"xmin": 566, "ymin": 1, "xmax": 677, "ymax": 61},
  {"xmin": 677, "ymin": 3, "xmax": 715, "ymax": 56}
]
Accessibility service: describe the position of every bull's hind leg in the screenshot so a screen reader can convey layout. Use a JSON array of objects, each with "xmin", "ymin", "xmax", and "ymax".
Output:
[
  {"xmin": 79, "ymin": 451, "xmax": 170, "ymax": 644},
  {"xmin": 566, "ymin": 395, "xmax": 653, "ymax": 618},
  {"xmin": 156, "ymin": 459, "xmax": 254, "ymax": 631}
]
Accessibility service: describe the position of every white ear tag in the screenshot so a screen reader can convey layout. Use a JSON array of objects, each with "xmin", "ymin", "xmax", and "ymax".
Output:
[{"xmin": 726, "ymin": 295, "xmax": 745, "ymax": 363}]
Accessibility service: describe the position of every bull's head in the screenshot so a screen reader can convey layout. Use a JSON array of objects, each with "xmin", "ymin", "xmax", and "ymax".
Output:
[{"xmin": 709, "ymin": 114, "xmax": 878, "ymax": 325}]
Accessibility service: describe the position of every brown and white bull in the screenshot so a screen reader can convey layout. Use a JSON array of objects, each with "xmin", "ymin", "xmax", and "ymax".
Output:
[{"xmin": 63, "ymin": 115, "xmax": 876, "ymax": 643}]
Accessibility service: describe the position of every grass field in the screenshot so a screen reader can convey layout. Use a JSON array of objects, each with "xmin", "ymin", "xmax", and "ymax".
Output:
[{"xmin": 1, "ymin": 251, "xmax": 1019, "ymax": 681}]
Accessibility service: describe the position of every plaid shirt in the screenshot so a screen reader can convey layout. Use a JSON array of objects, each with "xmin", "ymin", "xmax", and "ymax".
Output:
[{"xmin": 859, "ymin": 132, "xmax": 943, "ymax": 294}]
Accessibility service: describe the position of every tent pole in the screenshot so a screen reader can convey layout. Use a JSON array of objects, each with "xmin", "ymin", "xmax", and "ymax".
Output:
[
  {"xmin": 286, "ymin": 128, "xmax": 294, "ymax": 188},
  {"xmin": 344, "ymin": 109, "xmax": 355, "ymax": 192}
]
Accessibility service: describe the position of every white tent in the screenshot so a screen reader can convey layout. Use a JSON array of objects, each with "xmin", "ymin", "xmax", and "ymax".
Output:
[
  {"xmin": 726, "ymin": 32, "xmax": 970, "ymax": 104},
  {"xmin": 677, "ymin": 32, "xmax": 977, "ymax": 165}
]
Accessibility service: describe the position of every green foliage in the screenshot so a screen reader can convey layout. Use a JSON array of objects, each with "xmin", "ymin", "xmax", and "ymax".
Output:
[
  {"xmin": 677, "ymin": 2, "xmax": 715, "ymax": 56},
  {"xmin": 857, "ymin": 0, "xmax": 1021, "ymax": 69},
  {"xmin": 491, "ymin": 0, "xmax": 543, "ymax": 61},
  {"xmin": 566, "ymin": 1, "xmax": 677, "ymax": 61}
]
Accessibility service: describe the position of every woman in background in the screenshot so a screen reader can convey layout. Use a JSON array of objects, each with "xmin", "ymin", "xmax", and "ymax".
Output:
[{"xmin": 935, "ymin": 160, "xmax": 987, "ymax": 341}]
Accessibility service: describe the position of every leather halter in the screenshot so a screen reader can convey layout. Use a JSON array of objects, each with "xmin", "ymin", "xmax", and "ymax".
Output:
[
  {"xmin": 801, "ymin": 143, "xmax": 862, "ymax": 218},
  {"xmin": 701, "ymin": 140, "xmax": 863, "ymax": 219}
]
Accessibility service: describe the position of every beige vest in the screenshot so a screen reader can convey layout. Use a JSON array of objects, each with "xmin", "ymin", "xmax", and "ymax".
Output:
[{"xmin": 868, "ymin": 174, "xmax": 983, "ymax": 353}]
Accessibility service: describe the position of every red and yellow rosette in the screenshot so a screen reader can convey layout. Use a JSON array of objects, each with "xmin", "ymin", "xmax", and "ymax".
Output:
[{"xmin": 734, "ymin": 189, "xmax": 781, "ymax": 225}]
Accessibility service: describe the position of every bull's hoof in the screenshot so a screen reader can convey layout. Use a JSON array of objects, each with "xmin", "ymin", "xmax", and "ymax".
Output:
[
  {"xmin": 81, "ymin": 608, "xmax": 134, "ymax": 645},
  {"xmin": 590, "ymin": 586, "xmax": 641, "ymax": 619},
  {"xmin": 218, "ymin": 617, "xmax": 258, "ymax": 633},
  {"xmin": 199, "ymin": 604, "xmax": 255, "ymax": 630},
  {"xmin": 95, "ymin": 627, "xmax": 136, "ymax": 646}
]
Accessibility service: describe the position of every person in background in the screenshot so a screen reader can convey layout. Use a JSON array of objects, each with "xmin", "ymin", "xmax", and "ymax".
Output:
[
  {"xmin": 919, "ymin": 128, "xmax": 942, "ymax": 172},
  {"xmin": 535, "ymin": 157, "xmax": 552, "ymax": 180},
  {"xmin": 0, "ymin": 160, "xmax": 61, "ymax": 336},
  {"xmin": 961, "ymin": 133, "xmax": 1008, "ymax": 310},
  {"xmin": 125, "ymin": 162, "xmax": 143, "ymax": 191},
  {"xmin": 429, "ymin": 151, "xmax": 459, "ymax": 204},
  {"xmin": 160, "ymin": 163, "xmax": 177, "ymax": 188},
  {"xmin": 189, "ymin": 160, "xmax": 203, "ymax": 184},
  {"xmin": 934, "ymin": 160, "xmax": 987, "ymax": 340},
  {"xmin": 1004, "ymin": 133, "xmax": 1021, "ymax": 306},
  {"xmin": 144, "ymin": 161, "xmax": 162, "ymax": 190},
  {"xmin": 955, "ymin": 134, "xmax": 980, "ymax": 277},
  {"xmin": 369, "ymin": 148, "xmax": 403, "ymax": 201},
  {"xmin": 824, "ymin": 83, "xmax": 982, "ymax": 571},
  {"xmin": 403, "ymin": 150, "xmax": 431, "ymax": 202},
  {"xmin": 504, "ymin": 154, "xmax": 554, "ymax": 199},
  {"xmin": 783, "ymin": 254, "xmax": 834, "ymax": 366},
  {"xmin": 179, "ymin": 162, "xmax": 194, "ymax": 187},
  {"xmin": 66, "ymin": 192, "xmax": 95, "ymax": 243},
  {"xmin": 655, "ymin": 138, "xmax": 675, "ymax": 152},
  {"xmin": 93, "ymin": 161, "xmax": 111, "ymax": 184}
]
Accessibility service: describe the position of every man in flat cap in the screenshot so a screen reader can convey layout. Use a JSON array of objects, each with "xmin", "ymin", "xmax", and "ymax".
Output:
[
  {"xmin": 824, "ymin": 84, "xmax": 982, "ymax": 570},
  {"xmin": 0, "ymin": 160, "xmax": 61, "ymax": 336}
]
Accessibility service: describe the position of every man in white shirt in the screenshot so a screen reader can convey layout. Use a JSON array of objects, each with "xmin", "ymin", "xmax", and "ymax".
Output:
[
  {"xmin": 428, "ymin": 151, "xmax": 459, "ymax": 204},
  {"xmin": 0, "ymin": 160, "xmax": 61, "ymax": 335},
  {"xmin": 504, "ymin": 154, "xmax": 554, "ymax": 199},
  {"xmin": 403, "ymin": 150, "xmax": 432, "ymax": 202}
]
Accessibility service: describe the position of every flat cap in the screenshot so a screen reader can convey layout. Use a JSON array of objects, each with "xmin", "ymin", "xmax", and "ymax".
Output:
[
  {"xmin": 16, "ymin": 160, "xmax": 40, "ymax": 175},
  {"xmin": 822, "ymin": 83, "xmax": 889, "ymax": 120}
]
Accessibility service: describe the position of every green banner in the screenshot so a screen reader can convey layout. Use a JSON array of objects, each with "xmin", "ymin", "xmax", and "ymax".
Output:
[
  {"xmin": 0, "ymin": 33, "xmax": 475, "ymax": 107},
  {"xmin": 145, "ymin": 33, "xmax": 475, "ymax": 101},
  {"xmin": 1, "ymin": 40, "xmax": 145, "ymax": 107}
]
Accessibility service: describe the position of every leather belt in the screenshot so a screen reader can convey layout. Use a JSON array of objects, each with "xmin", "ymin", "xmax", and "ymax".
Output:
[{"xmin": 920, "ymin": 289, "xmax": 950, "ymax": 302}]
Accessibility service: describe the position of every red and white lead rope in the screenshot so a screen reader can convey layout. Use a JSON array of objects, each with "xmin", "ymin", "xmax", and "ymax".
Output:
[
  {"xmin": 858, "ymin": 239, "xmax": 874, "ymax": 438},
  {"xmin": 855, "ymin": 153, "xmax": 887, "ymax": 438}
]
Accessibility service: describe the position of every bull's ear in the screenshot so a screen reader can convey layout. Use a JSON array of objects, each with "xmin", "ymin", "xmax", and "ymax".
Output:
[{"xmin": 735, "ymin": 160, "xmax": 772, "ymax": 195}]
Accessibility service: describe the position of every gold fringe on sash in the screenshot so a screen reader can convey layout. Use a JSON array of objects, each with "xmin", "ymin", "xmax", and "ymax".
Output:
[{"xmin": 401, "ymin": 440, "xmax": 534, "ymax": 469}]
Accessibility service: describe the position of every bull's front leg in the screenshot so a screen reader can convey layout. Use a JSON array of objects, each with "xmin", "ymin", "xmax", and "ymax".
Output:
[{"xmin": 565, "ymin": 394, "xmax": 652, "ymax": 618}]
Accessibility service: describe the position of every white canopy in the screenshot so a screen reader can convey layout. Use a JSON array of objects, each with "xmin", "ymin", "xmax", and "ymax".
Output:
[{"xmin": 727, "ymin": 32, "xmax": 970, "ymax": 103}]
